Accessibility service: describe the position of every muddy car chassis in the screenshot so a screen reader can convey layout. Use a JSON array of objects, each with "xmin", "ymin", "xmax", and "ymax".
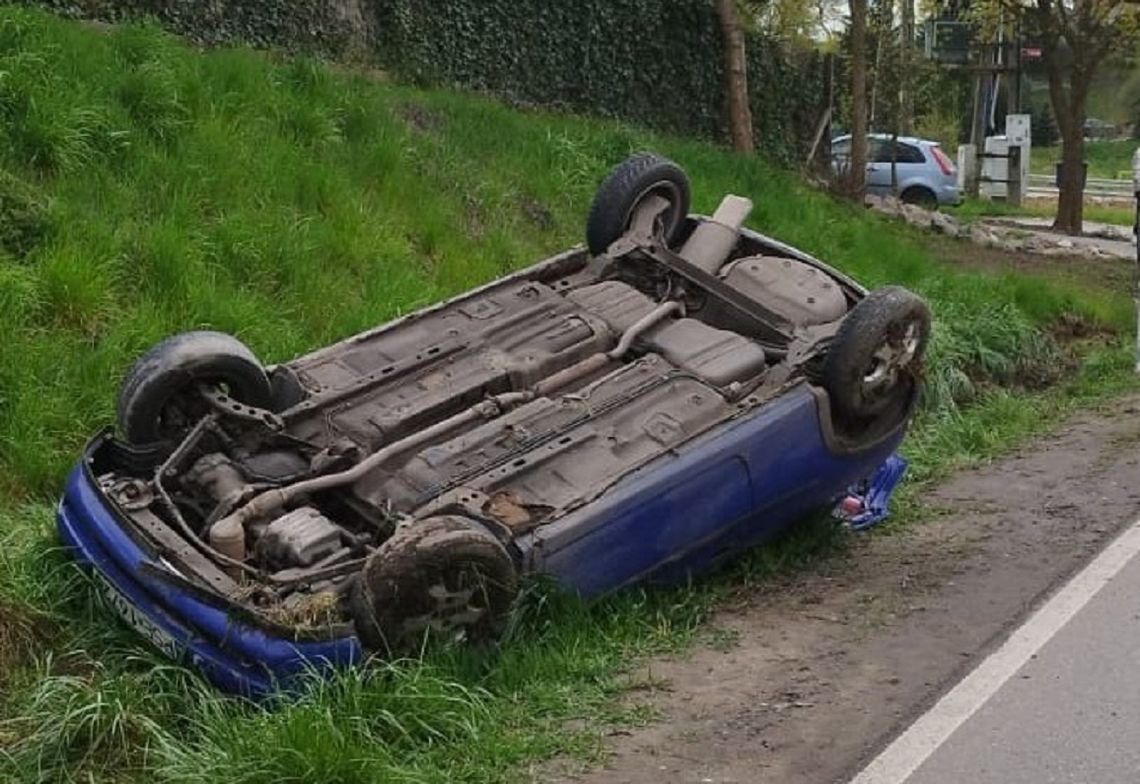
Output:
[{"xmin": 57, "ymin": 154, "xmax": 930, "ymax": 695}]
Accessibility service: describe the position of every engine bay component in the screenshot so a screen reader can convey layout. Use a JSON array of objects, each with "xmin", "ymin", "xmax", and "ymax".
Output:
[
  {"xmin": 255, "ymin": 506, "xmax": 344, "ymax": 569},
  {"xmin": 185, "ymin": 453, "xmax": 250, "ymax": 509}
]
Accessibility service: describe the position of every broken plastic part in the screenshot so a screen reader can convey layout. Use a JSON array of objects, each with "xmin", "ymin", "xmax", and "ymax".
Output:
[{"xmin": 833, "ymin": 453, "xmax": 908, "ymax": 531}]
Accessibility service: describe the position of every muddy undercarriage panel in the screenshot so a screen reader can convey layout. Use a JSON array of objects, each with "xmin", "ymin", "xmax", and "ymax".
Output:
[
  {"xmin": 282, "ymin": 280, "xmax": 615, "ymax": 449},
  {"xmin": 352, "ymin": 355, "xmax": 734, "ymax": 530}
]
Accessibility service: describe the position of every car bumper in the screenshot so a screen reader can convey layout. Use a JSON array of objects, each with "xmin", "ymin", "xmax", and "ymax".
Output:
[
  {"xmin": 938, "ymin": 183, "xmax": 962, "ymax": 206},
  {"xmin": 57, "ymin": 458, "xmax": 362, "ymax": 697}
]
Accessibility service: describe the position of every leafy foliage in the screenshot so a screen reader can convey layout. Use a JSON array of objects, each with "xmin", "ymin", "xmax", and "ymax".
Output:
[
  {"xmin": 15, "ymin": 0, "xmax": 827, "ymax": 162},
  {"xmin": 15, "ymin": 0, "xmax": 375, "ymax": 56},
  {"xmin": 379, "ymin": 0, "xmax": 826, "ymax": 162}
]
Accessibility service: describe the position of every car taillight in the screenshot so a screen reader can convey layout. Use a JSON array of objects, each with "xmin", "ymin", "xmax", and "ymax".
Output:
[{"xmin": 931, "ymin": 146, "xmax": 955, "ymax": 176}]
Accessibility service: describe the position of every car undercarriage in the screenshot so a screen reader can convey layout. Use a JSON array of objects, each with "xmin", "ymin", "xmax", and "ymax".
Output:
[{"xmin": 70, "ymin": 153, "xmax": 930, "ymax": 660}]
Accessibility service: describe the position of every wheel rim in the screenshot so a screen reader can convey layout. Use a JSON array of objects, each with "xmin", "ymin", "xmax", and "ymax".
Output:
[
  {"xmin": 399, "ymin": 566, "xmax": 495, "ymax": 644},
  {"xmin": 861, "ymin": 320, "xmax": 922, "ymax": 399},
  {"xmin": 155, "ymin": 380, "xmax": 230, "ymax": 440},
  {"xmin": 623, "ymin": 179, "xmax": 684, "ymax": 242}
]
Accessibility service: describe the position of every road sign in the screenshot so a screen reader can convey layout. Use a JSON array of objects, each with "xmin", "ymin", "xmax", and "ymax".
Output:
[{"xmin": 924, "ymin": 20, "xmax": 973, "ymax": 64}]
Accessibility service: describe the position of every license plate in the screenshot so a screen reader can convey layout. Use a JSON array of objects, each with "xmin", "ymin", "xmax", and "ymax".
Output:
[{"xmin": 93, "ymin": 572, "xmax": 183, "ymax": 661}]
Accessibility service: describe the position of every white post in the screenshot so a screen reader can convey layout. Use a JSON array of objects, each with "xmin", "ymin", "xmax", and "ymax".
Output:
[{"xmin": 958, "ymin": 144, "xmax": 977, "ymax": 195}]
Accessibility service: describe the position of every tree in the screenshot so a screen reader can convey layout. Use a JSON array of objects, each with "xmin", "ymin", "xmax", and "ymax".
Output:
[
  {"xmin": 718, "ymin": 0, "xmax": 755, "ymax": 153},
  {"xmin": 974, "ymin": 1, "xmax": 1140, "ymax": 234},
  {"xmin": 848, "ymin": 0, "xmax": 870, "ymax": 196},
  {"xmin": 900, "ymin": 0, "xmax": 916, "ymax": 134}
]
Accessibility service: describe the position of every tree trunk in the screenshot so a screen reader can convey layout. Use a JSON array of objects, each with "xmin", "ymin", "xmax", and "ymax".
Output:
[
  {"xmin": 848, "ymin": 0, "xmax": 868, "ymax": 197},
  {"xmin": 717, "ymin": 0, "xmax": 754, "ymax": 154},
  {"xmin": 1043, "ymin": 51, "xmax": 1089, "ymax": 235},
  {"xmin": 899, "ymin": 0, "xmax": 914, "ymax": 135},
  {"xmin": 1056, "ymin": 127, "xmax": 1085, "ymax": 235}
]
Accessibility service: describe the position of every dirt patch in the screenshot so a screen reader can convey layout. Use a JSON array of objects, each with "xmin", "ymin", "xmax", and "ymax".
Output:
[
  {"xmin": 396, "ymin": 102, "xmax": 446, "ymax": 135},
  {"xmin": 545, "ymin": 394, "xmax": 1140, "ymax": 784},
  {"xmin": 518, "ymin": 196, "xmax": 554, "ymax": 231},
  {"xmin": 1048, "ymin": 311, "xmax": 1119, "ymax": 345},
  {"xmin": 922, "ymin": 235, "xmax": 1134, "ymax": 295}
]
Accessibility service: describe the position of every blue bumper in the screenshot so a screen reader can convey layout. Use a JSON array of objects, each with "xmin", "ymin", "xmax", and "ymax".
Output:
[{"xmin": 57, "ymin": 462, "xmax": 362, "ymax": 697}]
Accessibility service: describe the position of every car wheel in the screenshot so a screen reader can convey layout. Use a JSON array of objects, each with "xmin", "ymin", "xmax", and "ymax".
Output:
[
  {"xmin": 586, "ymin": 152, "xmax": 691, "ymax": 255},
  {"xmin": 349, "ymin": 516, "xmax": 519, "ymax": 657},
  {"xmin": 117, "ymin": 331, "xmax": 273, "ymax": 445},
  {"xmin": 900, "ymin": 187, "xmax": 938, "ymax": 210},
  {"xmin": 823, "ymin": 286, "xmax": 930, "ymax": 422}
]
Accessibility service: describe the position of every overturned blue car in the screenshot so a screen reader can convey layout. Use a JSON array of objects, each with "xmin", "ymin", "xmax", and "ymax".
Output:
[{"xmin": 58, "ymin": 154, "xmax": 929, "ymax": 695}]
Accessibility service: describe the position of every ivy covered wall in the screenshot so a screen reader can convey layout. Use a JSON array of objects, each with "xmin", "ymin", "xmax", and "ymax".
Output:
[
  {"xmin": 17, "ymin": 0, "xmax": 376, "ymax": 55},
  {"xmin": 18, "ymin": 0, "xmax": 825, "ymax": 161},
  {"xmin": 378, "ymin": 0, "xmax": 825, "ymax": 162}
]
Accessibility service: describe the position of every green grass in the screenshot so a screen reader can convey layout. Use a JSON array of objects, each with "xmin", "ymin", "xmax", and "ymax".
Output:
[
  {"xmin": 0, "ymin": 8, "xmax": 1137, "ymax": 783},
  {"xmin": 1030, "ymin": 138, "xmax": 1140, "ymax": 180},
  {"xmin": 953, "ymin": 198, "xmax": 1136, "ymax": 227}
]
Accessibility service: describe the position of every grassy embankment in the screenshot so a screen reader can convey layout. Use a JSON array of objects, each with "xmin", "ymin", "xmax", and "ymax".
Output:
[
  {"xmin": 954, "ymin": 198, "xmax": 1136, "ymax": 227},
  {"xmin": 1030, "ymin": 138, "xmax": 1140, "ymax": 180},
  {"xmin": 0, "ymin": 8, "xmax": 1135, "ymax": 783}
]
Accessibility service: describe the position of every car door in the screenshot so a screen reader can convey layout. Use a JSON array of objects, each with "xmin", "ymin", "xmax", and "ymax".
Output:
[{"xmin": 865, "ymin": 138, "xmax": 893, "ymax": 195}]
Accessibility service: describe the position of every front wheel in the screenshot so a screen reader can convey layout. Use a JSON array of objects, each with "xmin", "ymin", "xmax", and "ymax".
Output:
[
  {"xmin": 116, "ymin": 331, "xmax": 273, "ymax": 445},
  {"xmin": 349, "ymin": 516, "xmax": 518, "ymax": 657},
  {"xmin": 823, "ymin": 287, "xmax": 930, "ymax": 423}
]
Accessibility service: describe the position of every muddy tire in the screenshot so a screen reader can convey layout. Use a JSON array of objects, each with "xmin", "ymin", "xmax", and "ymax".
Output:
[
  {"xmin": 586, "ymin": 152, "xmax": 690, "ymax": 255},
  {"xmin": 117, "ymin": 331, "xmax": 272, "ymax": 445},
  {"xmin": 349, "ymin": 516, "xmax": 518, "ymax": 657},
  {"xmin": 900, "ymin": 186, "xmax": 938, "ymax": 210},
  {"xmin": 823, "ymin": 286, "xmax": 930, "ymax": 422}
]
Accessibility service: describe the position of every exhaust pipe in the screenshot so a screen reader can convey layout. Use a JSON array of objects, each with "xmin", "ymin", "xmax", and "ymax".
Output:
[{"xmin": 678, "ymin": 194, "xmax": 753, "ymax": 275}]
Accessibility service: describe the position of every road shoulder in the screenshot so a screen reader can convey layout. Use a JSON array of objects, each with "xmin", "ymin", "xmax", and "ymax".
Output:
[{"xmin": 548, "ymin": 393, "xmax": 1140, "ymax": 784}]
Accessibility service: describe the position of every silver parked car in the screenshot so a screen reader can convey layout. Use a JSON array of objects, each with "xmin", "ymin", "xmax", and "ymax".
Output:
[{"xmin": 832, "ymin": 134, "xmax": 961, "ymax": 208}]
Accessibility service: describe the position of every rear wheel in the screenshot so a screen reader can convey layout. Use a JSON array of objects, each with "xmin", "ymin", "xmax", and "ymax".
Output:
[
  {"xmin": 823, "ymin": 287, "xmax": 930, "ymax": 423},
  {"xmin": 349, "ymin": 516, "xmax": 518, "ymax": 657},
  {"xmin": 900, "ymin": 187, "xmax": 938, "ymax": 210},
  {"xmin": 586, "ymin": 153, "xmax": 690, "ymax": 255}
]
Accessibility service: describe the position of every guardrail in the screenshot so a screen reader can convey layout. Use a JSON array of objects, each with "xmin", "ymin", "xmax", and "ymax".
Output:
[{"xmin": 1027, "ymin": 173, "xmax": 1134, "ymax": 198}]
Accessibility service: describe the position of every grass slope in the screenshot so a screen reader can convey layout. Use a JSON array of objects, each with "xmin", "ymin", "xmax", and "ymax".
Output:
[
  {"xmin": 1030, "ymin": 138, "xmax": 1140, "ymax": 180},
  {"xmin": 0, "ymin": 8, "xmax": 1134, "ymax": 783}
]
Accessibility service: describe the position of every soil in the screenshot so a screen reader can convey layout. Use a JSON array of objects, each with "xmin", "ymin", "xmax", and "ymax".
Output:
[
  {"xmin": 543, "ymin": 393, "xmax": 1140, "ymax": 784},
  {"xmin": 921, "ymin": 235, "xmax": 1135, "ymax": 294}
]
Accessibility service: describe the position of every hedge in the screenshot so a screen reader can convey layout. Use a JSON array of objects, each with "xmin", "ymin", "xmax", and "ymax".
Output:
[{"xmin": 18, "ymin": 0, "xmax": 825, "ymax": 161}]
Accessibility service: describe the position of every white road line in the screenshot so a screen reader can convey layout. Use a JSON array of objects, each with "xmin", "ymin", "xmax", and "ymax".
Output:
[{"xmin": 848, "ymin": 515, "xmax": 1140, "ymax": 784}]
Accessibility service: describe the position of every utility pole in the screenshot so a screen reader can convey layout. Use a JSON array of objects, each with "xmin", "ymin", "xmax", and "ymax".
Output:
[{"xmin": 968, "ymin": 44, "xmax": 992, "ymax": 199}]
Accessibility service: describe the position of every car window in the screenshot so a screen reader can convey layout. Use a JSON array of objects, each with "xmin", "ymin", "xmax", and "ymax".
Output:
[
  {"xmin": 870, "ymin": 140, "xmax": 926, "ymax": 164},
  {"xmin": 832, "ymin": 138, "xmax": 851, "ymax": 158},
  {"xmin": 897, "ymin": 143, "xmax": 926, "ymax": 164}
]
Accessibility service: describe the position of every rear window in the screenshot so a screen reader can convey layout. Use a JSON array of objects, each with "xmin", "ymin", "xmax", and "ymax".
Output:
[{"xmin": 871, "ymin": 140, "xmax": 926, "ymax": 164}]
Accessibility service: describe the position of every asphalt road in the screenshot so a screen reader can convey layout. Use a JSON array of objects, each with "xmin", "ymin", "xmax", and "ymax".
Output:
[{"xmin": 850, "ymin": 518, "xmax": 1140, "ymax": 784}]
